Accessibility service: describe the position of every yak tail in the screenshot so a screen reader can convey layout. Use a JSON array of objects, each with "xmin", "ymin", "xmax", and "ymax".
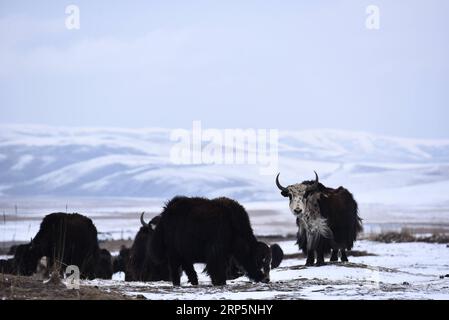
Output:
[
  {"xmin": 149, "ymin": 223, "xmax": 165, "ymax": 264},
  {"xmin": 356, "ymin": 216, "xmax": 363, "ymax": 233},
  {"xmin": 353, "ymin": 201, "xmax": 363, "ymax": 237}
]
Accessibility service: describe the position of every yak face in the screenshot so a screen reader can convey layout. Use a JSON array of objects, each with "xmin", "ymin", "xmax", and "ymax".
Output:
[
  {"xmin": 13, "ymin": 243, "xmax": 42, "ymax": 276},
  {"xmin": 254, "ymin": 242, "xmax": 271, "ymax": 283},
  {"xmin": 276, "ymin": 172, "xmax": 320, "ymax": 217},
  {"xmin": 286, "ymin": 183, "xmax": 313, "ymax": 217},
  {"xmin": 276, "ymin": 172, "xmax": 333, "ymax": 249},
  {"xmin": 227, "ymin": 243, "xmax": 282, "ymax": 281}
]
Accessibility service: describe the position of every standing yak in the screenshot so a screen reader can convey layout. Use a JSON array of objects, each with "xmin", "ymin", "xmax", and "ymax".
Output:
[
  {"xmin": 150, "ymin": 196, "xmax": 271, "ymax": 286},
  {"xmin": 13, "ymin": 212, "xmax": 111, "ymax": 279},
  {"xmin": 276, "ymin": 172, "xmax": 363, "ymax": 266}
]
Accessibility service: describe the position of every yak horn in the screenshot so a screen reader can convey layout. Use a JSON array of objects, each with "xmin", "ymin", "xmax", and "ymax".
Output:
[
  {"xmin": 276, "ymin": 173, "xmax": 288, "ymax": 192},
  {"xmin": 140, "ymin": 212, "xmax": 149, "ymax": 227},
  {"xmin": 306, "ymin": 171, "xmax": 319, "ymax": 191}
]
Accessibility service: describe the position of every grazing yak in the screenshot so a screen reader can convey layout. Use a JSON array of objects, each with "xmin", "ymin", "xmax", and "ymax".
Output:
[
  {"xmin": 276, "ymin": 172, "xmax": 362, "ymax": 266},
  {"xmin": 124, "ymin": 212, "xmax": 171, "ymax": 281},
  {"xmin": 226, "ymin": 243, "xmax": 284, "ymax": 280},
  {"xmin": 150, "ymin": 196, "xmax": 271, "ymax": 286},
  {"xmin": 13, "ymin": 212, "xmax": 112, "ymax": 279},
  {"xmin": 118, "ymin": 211, "xmax": 283, "ymax": 283}
]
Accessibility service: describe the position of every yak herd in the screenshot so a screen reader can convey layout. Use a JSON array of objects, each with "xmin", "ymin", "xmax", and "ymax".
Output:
[{"xmin": 0, "ymin": 172, "xmax": 362, "ymax": 287}]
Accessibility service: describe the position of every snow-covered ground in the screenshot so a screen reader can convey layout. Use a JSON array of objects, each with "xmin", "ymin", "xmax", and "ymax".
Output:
[
  {"xmin": 82, "ymin": 240, "xmax": 449, "ymax": 300},
  {"xmin": 1, "ymin": 125, "xmax": 449, "ymax": 299}
]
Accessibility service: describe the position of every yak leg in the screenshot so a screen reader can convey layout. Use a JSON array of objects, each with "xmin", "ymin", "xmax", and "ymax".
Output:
[
  {"xmin": 206, "ymin": 257, "xmax": 227, "ymax": 286},
  {"xmin": 330, "ymin": 249, "xmax": 339, "ymax": 262},
  {"xmin": 168, "ymin": 256, "xmax": 182, "ymax": 286},
  {"xmin": 305, "ymin": 251, "xmax": 315, "ymax": 266},
  {"xmin": 315, "ymin": 247, "xmax": 325, "ymax": 266},
  {"xmin": 340, "ymin": 249, "xmax": 348, "ymax": 262},
  {"xmin": 182, "ymin": 262, "xmax": 198, "ymax": 285}
]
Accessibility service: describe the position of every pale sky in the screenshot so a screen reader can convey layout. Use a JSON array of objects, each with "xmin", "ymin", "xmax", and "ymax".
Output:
[{"xmin": 0, "ymin": 0, "xmax": 448, "ymax": 138}]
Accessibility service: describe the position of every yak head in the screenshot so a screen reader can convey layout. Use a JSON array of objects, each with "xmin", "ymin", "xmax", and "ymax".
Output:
[
  {"xmin": 254, "ymin": 241, "xmax": 272, "ymax": 282},
  {"xmin": 139, "ymin": 212, "xmax": 160, "ymax": 232},
  {"xmin": 275, "ymin": 171, "xmax": 322, "ymax": 217},
  {"xmin": 227, "ymin": 242, "xmax": 282, "ymax": 281},
  {"xmin": 276, "ymin": 172, "xmax": 333, "ymax": 243},
  {"xmin": 13, "ymin": 242, "xmax": 42, "ymax": 276},
  {"xmin": 133, "ymin": 212, "xmax": 164, "ymax": 264}
]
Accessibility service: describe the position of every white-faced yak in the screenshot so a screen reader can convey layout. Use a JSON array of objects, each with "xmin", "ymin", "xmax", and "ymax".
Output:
[
  {"xmin": 13, "ymin": 212, "xmax": 111, "ymax": 279},
  {"xmin": 276, "ymin": 172, "xmax": 363, "ymax": 266},
  {"xmin": 150, "ymin": 196, "xmax": 271, "ymax": 286}
]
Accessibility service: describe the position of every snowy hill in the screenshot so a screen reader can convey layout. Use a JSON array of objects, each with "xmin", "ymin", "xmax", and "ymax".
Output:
[{"xmin": 1, "ymin": 125, "xmax": 449, "ymax": 206}]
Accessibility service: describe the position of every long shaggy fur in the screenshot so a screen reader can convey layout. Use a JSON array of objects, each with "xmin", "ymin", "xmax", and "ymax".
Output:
[
  {"xmin": 150, "ymin": 196, "xmax": 268, "ymax": 286},
  {"xmin": 13, "ymin": 212, "xmax": 109, "ymax": 279},
  {"xmin": 294, "ymin": 182, "xmax": 362, "ymax": 264},
  {"xmin": 126, "ymin": 218, "xmax": 170, "ymax": 282}
]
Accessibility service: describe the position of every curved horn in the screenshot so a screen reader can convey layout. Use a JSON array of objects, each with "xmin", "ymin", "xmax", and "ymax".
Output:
[
  {"xmin": 313, "ymin": 171, "xmax": 319, "ymax": 184},
  {"xmin": 276, "ymin": 173, "xmax": 288, "ymax": 192},
  {"xmin": 306, "ymin": 171, "xmax": 319, "ymax": 191},
  {"xmin": 140, "ymin": 212, "xmax": 149, "ymax": 228}
]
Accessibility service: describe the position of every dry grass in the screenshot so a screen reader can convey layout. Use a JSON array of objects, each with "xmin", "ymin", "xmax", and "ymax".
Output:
[
  {"xmin": 0, "ymin": 274, "xmax": 136, "ymax": 300},
  {"xmin": 369, "ymin": 230, "xmax": 449, "ymax": 244}
]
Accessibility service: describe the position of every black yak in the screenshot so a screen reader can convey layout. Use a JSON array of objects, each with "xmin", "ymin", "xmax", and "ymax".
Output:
[
  {"xmin": 270, "ymin": 243, "xmax": 284, "ymax": 268},
  {"xmin": 7, "ymin": 245, "xmax": 18, "ymax": 255},
  {"xmin": 121, "ymin": 213, "xmax": 281, "ymax": 283},
  {"xmin": 225, "ymin": 243, "xmax": 283, "ymax": 280},
  {"xmin": 13, "ymin": 212, "xmax": 109, "ymax": 279},
  {"xmin": 276, "ymin": 172, "xmax": 362, "ymax": 266},
  {"xmin": 125, "ymin": 212, "xmax": 170, "ymax": 281},
  {"xmin": 150, "ymin": 196, "xmax": 271, "ymax": 286},
  {"xmin": 112, "ymin": 245, "xmax": 130, "ymax": 274},
  {"xmin": 0, "ymin": 258, "xmax": 14, "ymax": 274},
  {"xmin": 95, "ymin": 249, "xmax": 113, "ymax": 279},
  {"xmin": 12, "ymin": 243, "xmax": 41, "ymax": 276}
]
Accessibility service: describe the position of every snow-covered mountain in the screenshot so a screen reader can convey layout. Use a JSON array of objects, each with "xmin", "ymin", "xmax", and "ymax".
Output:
[{"xmin": 1, "ymin": 125, "xmax": 449, "ymax": 206}]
